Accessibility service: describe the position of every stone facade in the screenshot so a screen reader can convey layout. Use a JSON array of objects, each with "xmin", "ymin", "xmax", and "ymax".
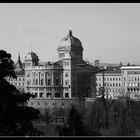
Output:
[
  {"xmin": 95, "ymin": 66, "xmax": 140, "ymax": 100},
  {"xmin": 7, "ymin": 30, "xmax": 94, "ymax": 117}
]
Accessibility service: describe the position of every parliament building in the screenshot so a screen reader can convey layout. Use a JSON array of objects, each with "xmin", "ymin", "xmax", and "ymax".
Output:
[{"xmin": 7, "ymin": 30, "xmax": 95, "ymax": 118}]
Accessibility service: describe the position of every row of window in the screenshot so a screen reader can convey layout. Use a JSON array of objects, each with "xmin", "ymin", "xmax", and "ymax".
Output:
[
  {"xmin": 128, "ymin": 89, "xmax": 140, "ymax": 93},
  {"xmin": 30, "ymin": 102, "xmax": 66, "ymax": 107},
  {"xmin": 8, "ymin": 77, "xmax": 24, "ymax": 82},
  {"xmin": 11, "ymin": 82, "xmax": 24, "ymax": 86},
  {"xmin": 96, "ymin": 77, "xmax": 121, "ymax": 81},
  {"xmin": 105, "ymin": 88, "xmax": 122, "ymax": 93},
  {"xmin": 32, "ymin": 92, "xmax": 69, "ymax": 98},
  {"xmin": 128, "ymin": 83, "xmax": 140, "ymax": 87},
  {"xmin": 28, "ymin": 72, "xmax": 62, "ymax": 78},
  {"xmin": 97, "ymin": 88, "xmax": 121, "ymax": 93},
  {"xmin": 124, "ymin": 77, "xmax": 140, "ymax": 81},
  {"xmin": 96, "ymin": 83, "xmax": 121, "ymax": 87},
  {"xmin": 27, "ymin": 78, "xmax": 61, "ymax": 86}
]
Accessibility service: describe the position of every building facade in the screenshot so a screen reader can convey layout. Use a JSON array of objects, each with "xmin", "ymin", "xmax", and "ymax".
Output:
[
  {"xmin": 8, "ymin": 30, "xmax": 95, "ymax": 117},
  {"xmin": 95, "ymin": 66, "xmax": 140, "ymax": 100},
  {"xmin": 95, "ymin": 69, "xmax": 122, "ymax": 99}
]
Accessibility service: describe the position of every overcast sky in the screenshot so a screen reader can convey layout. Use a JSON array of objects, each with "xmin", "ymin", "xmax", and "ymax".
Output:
[{"xmin": 0, "ymin": 3, "xmax": 140, "ymax": 64}]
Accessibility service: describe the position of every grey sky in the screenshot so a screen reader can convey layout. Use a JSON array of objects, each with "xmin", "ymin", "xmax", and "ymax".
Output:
[{"xmin": 0, "ymin": 3, "xmax": 140, "ymax": 64}]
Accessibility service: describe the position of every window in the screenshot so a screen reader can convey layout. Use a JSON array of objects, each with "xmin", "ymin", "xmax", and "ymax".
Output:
[
  {"xmin": 61, "ymin": 103, "xmax": 65, "ymax": 106},
  {"xmin": 55, "ymin": 78, "xmax": 59, "ymax": 85},
  {"xmin": 65, "ymin": 93, "xmax": 69, "ymax": 98},
  {"xmin": 26, "ymin": 63, "xmax": 31, "ymax": 66},
  {"xmin": 110, "ymin": 78, "xmax": 112, "ymax": 81},
  {"xmin": 27, "ymin": 80, "xmax": 30, "ymax": 85},
  {"xmin": 41, "ymin": 79, "xmax": 44, "ymax": 85},
  {"xmin": 60, "ymin": 53, "xmax": 65, "ymax": 58},
  {"xmin": 48, "ymin": 79, "xmax": 51, "ymax": 85},
  {"xmin": 65, "ymin": 73, "xmax": 68, "ymax": 77},
  {"xmin": 40, "ymin": 92, "xmax": 44, "ymax": 98},
  {"xmin": 47, "ymin": 93, "xmax": 51, "ymax": 98},
  {"xmin": 35, "ymin": 93, "xmax": 38, "ymax": 98},
  {"xmin": 64, "ymin": 62, "xmax": 69, "ymax": 66},
  {"xmin": 55, "ymin": 93, "xmax": 61, "ymax": 98},
  {"xmin": 27, "ymin": 73, "xmax": 30, "ymax": 77},
  {"xmin": 65, "ymin": 80, "xmax": 69, "ymax": 85},
  {"xmin": 36, "ymin": 79, "xmax": 38, "ymax": 85}
]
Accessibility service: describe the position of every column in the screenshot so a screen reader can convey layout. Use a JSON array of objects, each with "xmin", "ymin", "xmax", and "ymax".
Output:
[{"xmin": 52, "ymin": 72, "xmax": 54, "ymax": 85}]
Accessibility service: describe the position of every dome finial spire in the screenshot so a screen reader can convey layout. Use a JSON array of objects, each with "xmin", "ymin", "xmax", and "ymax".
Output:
[
  {"xmin": 31, "ymin": 43, "xmax": 33, "ymax": 52},
  {"xmin": 68, "ymin": 28, "xmax": 72, "ymax": 36},
  {"xmin": 18, "ymin": 49, "xmax": 20, "ymax": 60}
]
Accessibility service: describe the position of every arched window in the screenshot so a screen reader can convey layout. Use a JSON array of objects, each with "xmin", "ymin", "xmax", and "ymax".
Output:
[
  {"xmin": 36, "ymin": 79, "xmax": 38, "ymax": 85},
  {"xmin": 46, "ymin": 93, "xmax": 52, "ymax": 98},
  {"xmin": 35, "ymin": 92, "xmax": 38, "ymax": 98},
  {"xmin": 41, "ymin": 79, "xmax": 44, "ymax": 85},
  {"xmin": 55, "ymin": 92, "xmax": 61, "ymax": 98},
  {"xmin": 48, "ymin": 79, "xmax": 51, "ymax": 85},
  {"xmin": 40, "ymin": 92, "xmax": 44, "ymax": 98},
  {"xmin": 65, "ymin": 93, "xmax": 69, "ymax": 98},
  {"xmin": 56, "ymin": 78, "xmax": 59, "ymax": 85}
]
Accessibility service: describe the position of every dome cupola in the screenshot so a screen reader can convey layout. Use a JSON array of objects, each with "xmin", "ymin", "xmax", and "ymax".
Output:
[
  {"xmin": 58, "ymin": 30, "xmax": 83, "ymax": 51},
  {"xmin": 25, "ymin": 51, "xmax": 39, "ymax": 67},
  {"xmin": 57, "ymin": 30, "xmax": 84, "ymax": 60}
]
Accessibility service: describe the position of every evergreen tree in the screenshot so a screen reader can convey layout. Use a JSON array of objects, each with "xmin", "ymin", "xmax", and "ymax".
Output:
[
  {"xmin": 55, "ymin": 105, "xmax": 87, "ymax": 136},
  {"xmin": 0, "ymin": 50, "xmax": 43, "ymax": 136}
]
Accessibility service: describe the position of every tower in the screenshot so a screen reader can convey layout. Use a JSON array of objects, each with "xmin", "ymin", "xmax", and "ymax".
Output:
[{"xmin": 57, "ymin": 30, "xmax": 85, "ymax": 98}]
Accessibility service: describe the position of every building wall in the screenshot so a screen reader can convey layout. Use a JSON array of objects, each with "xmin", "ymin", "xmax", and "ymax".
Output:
[
  {"xmin": 95, "ymin": 71, "xmax": 122, "ymax": 99},
  {"xmin": 121, "ymin": 66, "xmax": 140, "ymax": 100}
]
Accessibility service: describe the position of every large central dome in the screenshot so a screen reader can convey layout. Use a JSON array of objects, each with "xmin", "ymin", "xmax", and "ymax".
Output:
[{"xmin": 58, "ymin": 30, "xmax": 83, "ymax": 51}]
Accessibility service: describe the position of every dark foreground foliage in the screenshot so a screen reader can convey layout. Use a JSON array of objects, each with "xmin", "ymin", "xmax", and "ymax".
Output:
[
  {"xmin": 0, "ymin": 50, "xmax": 44, "ymax": 136},
  {"xmin": 55, "ymin": 105, "xmax": 102, "ymax": 136},
  {"xmin": 85, "ymin": 96, "xmax": 140, "ymax": 136}
]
